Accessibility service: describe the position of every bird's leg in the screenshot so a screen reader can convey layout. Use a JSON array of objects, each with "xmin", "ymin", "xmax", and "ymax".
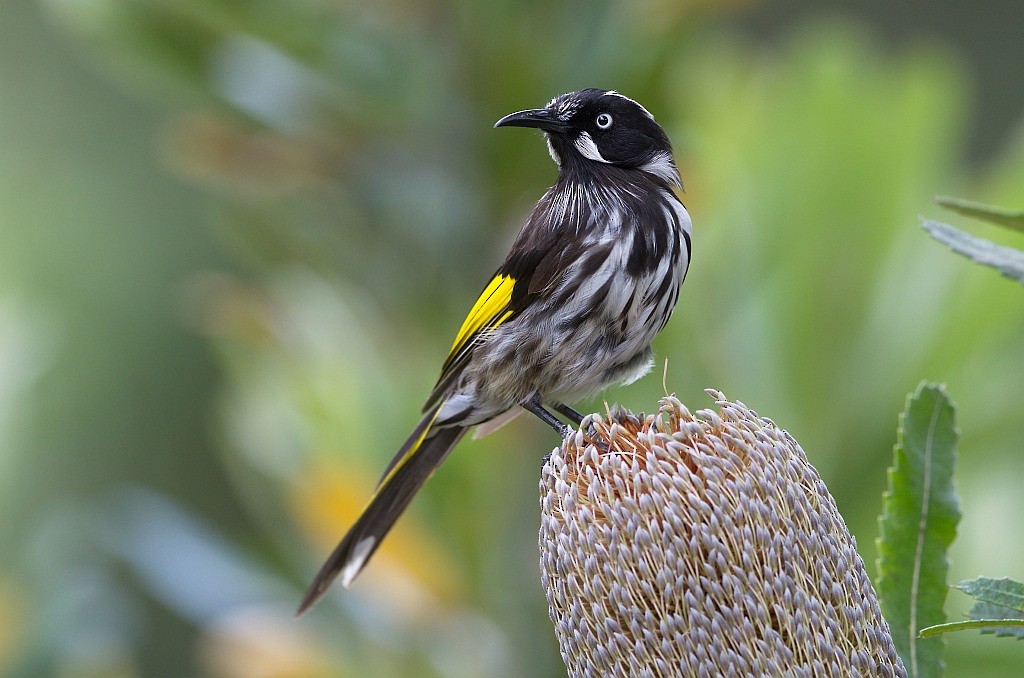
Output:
[
  {"xmin": 522, "ymin": 393, "xmax": 573, "ymax": 439},
  {"xmin": 553, "ymin": 402, "xmax": 613, "ymax": 454},
  {"xmin": 528, "ymin": 396, "xmax": 611, "ymax": 461},
  {"xmin": 552, "ymin": 402, "xmax": 584, "ymax": 426}
]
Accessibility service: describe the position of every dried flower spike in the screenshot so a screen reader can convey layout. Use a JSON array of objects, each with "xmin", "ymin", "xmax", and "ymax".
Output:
[{"xmin": 539, "ymin": 392, "xmax": 906, "ymax": 677}]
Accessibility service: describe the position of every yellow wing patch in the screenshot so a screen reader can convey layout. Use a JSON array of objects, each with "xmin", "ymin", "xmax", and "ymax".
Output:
[{"xmin": 444, "ymin": 274, "xmax": 516, "ymax": 368}]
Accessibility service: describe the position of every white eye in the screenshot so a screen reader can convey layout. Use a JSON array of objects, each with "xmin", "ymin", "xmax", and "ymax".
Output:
[{"xmin": 595, "ymin": 113, "xmax": 613, "ymax": 129}]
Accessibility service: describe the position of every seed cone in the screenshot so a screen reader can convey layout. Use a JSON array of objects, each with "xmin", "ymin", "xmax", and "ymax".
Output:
[{"xmin": 539, "ymin": 392, "xmax": 906, "ymax": 678}]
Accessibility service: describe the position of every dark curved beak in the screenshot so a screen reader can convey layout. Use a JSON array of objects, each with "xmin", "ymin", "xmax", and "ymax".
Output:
[{"xmin": 493, "ymin": 108, "xmax": 569, "ymax": 132}]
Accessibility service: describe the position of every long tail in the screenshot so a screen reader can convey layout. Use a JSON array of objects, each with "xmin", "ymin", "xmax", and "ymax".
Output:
[{"xmin": 296, "ymin": 405, "xmax": 466, "ymax": 616}]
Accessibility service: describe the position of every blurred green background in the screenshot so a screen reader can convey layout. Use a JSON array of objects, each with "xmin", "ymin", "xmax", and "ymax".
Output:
[{"xmin": 2, "ymin": 0, "xmax": 1023, "ymax": 676}]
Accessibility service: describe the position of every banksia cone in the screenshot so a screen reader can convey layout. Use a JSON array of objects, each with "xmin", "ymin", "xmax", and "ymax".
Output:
[{"xmin": 539, "ymin": 391, "xmax": 905, "ymax": 678}]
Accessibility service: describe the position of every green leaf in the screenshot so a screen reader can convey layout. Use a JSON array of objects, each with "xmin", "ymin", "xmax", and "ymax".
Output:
[
  {"xmin": 950, "ymin": 578, "xmax": 1024, "ymax": 639},
  {"xmin": 921, "ymin": 219, "xmax": 1024, "ymax": 284},
  {"xmin": 966, "ymin": 601, "xmax": 1024, "ymax": 639},
  {"xmin": 936, "ymin": 196, "xmax": 1024, "ymax": 233},
  {"xmin": 957, "ymin": 577, "xmax": 1024, "ymax": 613},
  {"xmin": 918, "ymin": 619, "xmax": 1024, "ymax": 639},
  {"xmin": 877, "ymin": 382, "xmax": 961, "ymax": 678}
]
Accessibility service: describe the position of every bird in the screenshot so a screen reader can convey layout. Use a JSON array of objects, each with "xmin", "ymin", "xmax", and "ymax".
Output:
[{"xmin": 296, "ymin": 88, "xmax": 692, "ymax": 615}]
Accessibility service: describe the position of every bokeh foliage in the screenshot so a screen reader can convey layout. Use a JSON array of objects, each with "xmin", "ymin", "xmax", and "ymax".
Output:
[{"xmin": 2, "ymin": 0, "xmax": 1024, "ymax": 675}]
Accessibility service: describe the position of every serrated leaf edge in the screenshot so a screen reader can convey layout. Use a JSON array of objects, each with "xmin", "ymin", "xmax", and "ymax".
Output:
[
  {"xmin": 956, "ymin": 576, "xmax": 1024, "ymax": 614},
  {"xmin": 921, "ymin": 218, "xmax": 1024, "ymax": 284}
]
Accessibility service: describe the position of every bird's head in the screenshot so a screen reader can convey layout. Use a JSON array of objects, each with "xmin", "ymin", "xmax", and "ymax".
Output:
[{"xmin": 494, "ymin": 89, "xmax": 678, "ymax": 186}]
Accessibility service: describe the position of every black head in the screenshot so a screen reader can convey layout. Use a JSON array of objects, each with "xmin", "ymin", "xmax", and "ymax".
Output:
[{"xmin": 494, "ymin": 89, "xmax": 677, "ymax": 185}]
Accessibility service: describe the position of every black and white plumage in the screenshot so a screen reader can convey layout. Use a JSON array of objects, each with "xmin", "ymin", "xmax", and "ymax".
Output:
[{"xmin": 297, "ymin": 89, "xmax": 692, "ymax": 615}]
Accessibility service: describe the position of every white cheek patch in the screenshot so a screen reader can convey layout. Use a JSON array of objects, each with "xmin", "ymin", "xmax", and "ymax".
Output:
[{"xmin": 575, "ymin": 131, "xmax": 610, "ymax": 163}]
